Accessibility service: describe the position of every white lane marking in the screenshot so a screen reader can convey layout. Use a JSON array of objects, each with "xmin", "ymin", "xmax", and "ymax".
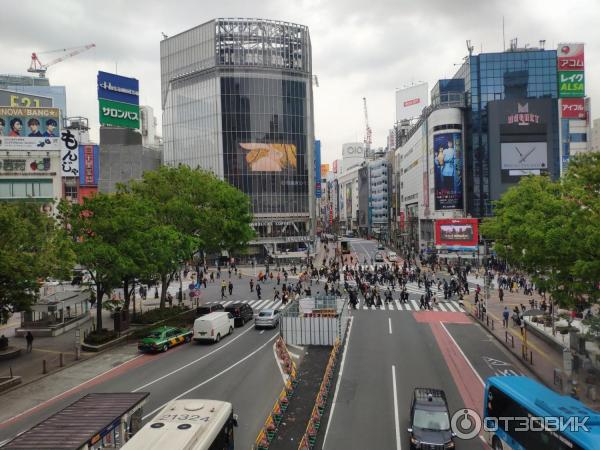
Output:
[
  {"xmin": 388, "ymin": 317, "xmax": 392, "ymax": 334},
  {"xmin": 272, "ymin": 341, "xmax": 287, "ymax": 384},
  {"xmin": 222, "ymin": 300, "xmax": 233, "ymax": 307},
  {"xmin": 133, "ymin": 326, "xmax": 254, "ymax": 392},
  {"xmin": 445, "ymin": 303, "xmax": 456, "ymax": 312},
  {"xmin": 392, "ymin": 365, "xmax": 402, "ymax": 450},
  {"xmin": 0, "ymin": 352, "xmax": 144, "ymax": 427},
  {"xmin": 260, "ymin": 330, "xmax": 265, "ymax": 335},
  {"xmin": 437, "ymin": 303, "xmax": 447, "ymax": 312},
  {"xmin": 394, "ymin": 300, "xmax": 402, "ymax": 310},
  {"xmin": 439, "ymin": 322, "xmax": 485, "ymax": 387},
  {"xmin": 142, "ymin": 334, "xmax": 278, "ymax": 420},
  {"xmin": 322, "ymin": 316, "xmax": 353, "ymax": 448}
]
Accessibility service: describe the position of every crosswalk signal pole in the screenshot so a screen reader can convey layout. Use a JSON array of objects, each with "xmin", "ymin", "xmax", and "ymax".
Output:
[{"xmin": 483, "ymin": 240, "xmax": 491, "ymax": 319}]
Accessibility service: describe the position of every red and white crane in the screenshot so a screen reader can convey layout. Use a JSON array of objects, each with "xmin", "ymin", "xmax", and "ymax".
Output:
[{"xmin": 28, "ymin": 43, "xmax": 96, "ymax": 78}]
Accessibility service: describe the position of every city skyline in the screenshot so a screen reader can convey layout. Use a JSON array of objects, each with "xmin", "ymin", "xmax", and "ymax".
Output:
[{"xmin": 2, "ymin": 0, "xmax": 598, "ymax": 163}]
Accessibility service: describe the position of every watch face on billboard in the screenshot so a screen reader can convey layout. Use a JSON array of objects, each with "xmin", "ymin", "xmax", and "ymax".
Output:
[{"xmin": 501, "ymin": 142, "xmax": 547, "ymax": 170}]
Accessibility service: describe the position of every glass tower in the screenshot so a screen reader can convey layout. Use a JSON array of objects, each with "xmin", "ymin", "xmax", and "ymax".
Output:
[
  {"xmin": 161, "ymin": 19, "xmax": 315, "ymax": 254},
  {"xmin": 453, "ymin": 49, "xmax": 558, "ymax": 217}
]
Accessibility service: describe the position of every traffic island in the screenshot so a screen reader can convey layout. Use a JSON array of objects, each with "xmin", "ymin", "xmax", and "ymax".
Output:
[{"xmin": 254, "ymin": 342, "xmax": 333, "ymax": 450}]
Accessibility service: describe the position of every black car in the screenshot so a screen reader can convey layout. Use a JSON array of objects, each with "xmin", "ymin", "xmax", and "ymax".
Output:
[
  {"xmin": 224, "ymin": 302, "xmax": 254, "ymax": 326},
  {"xmin": 408, "ymin": 388, "xmax": 454, "ymax": 449},
  {"xmin": 196, "ymin": 302, "xmax": 225, "ymax": 317}
]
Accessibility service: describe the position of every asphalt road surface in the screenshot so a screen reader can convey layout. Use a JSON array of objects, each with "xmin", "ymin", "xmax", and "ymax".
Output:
[{"xmin": 322, "ymin": 238, "xmax": 528, "ymax": 450}]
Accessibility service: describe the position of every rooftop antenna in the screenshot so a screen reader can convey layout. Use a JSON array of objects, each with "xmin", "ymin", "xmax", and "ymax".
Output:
[
  {"xmin": 466, "ymin": 40, "xmax": 474, "ymax": 56},
  {"xmin": 539, "ymin": 39, "xmax": 546, "ymax": 49}
]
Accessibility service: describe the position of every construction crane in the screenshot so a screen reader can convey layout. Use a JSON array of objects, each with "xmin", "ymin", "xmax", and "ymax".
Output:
[
  {"xmin": 28, "ymin": 43, "xmax": 96, "ymax": 78},
  {"xmin": 362, "ymin": 97, "xmax": 372, "ymax": 155}
]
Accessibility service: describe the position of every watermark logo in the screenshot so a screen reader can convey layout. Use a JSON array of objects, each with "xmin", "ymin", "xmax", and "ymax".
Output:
[
  {"xmin": 450, "ymin": 409, "xmax": 590, "ymax": 440},
  {"xmin": 451, "ymin": 408, "xmax": 481, "ymax": 439}
]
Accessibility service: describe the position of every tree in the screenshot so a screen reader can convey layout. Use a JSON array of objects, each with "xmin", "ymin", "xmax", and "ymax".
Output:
[
  {"xmin": 61, "ymin": 193, "xmax": 153, "ymax": 330},
  {"xmin": 481, "ymin": 153, "xmax": 600, "ymax": 308},
  {"xmin": 121, "ymin": 166, "xmax": 254, "ymax": 307},
  {"xmin": 0, "ymin": 202, "xmax": 74, "ymax": 324}
]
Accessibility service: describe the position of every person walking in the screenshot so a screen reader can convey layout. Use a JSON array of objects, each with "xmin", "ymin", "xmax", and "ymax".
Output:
[
  {"xmin": 249, "ymin": 279, "xmax": 254, "ymax": 292},
  {"xmin": 228, "ymin": 280, "xmax": 233, "ymax": 296},
  {"xmin": 498, "ymin": 287, "xmax": 504, "ymax": 302},
  {"xmin": 502, "ymin": 306, "xmax": 509, "ymax": 328},
  {"xmin": 221, "ymin": 280, "xmax": 227, "ymax": 299},
  {"xmin": 26, "ymin": 331, "xmax": 34, "ymax": 353},
  {"xmin": 256, "ymin": 283, "xmax": 262, "ymax": 300}
]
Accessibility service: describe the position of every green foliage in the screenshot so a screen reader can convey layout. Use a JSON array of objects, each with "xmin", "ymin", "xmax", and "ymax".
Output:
[
  {"xmin": 131, "ymin": 305, "xmax": 189, "ymax": 325},
  {"xmin": 0, "ymin": 202, "xmax": 74, "ymax": 324},
  {"xmin": 481, "ymin": 153, "xmax": 600, "ymax": 309},
  {"xmin": 84, "ymin": 329, "xmax": 118, "ymax": 345}
]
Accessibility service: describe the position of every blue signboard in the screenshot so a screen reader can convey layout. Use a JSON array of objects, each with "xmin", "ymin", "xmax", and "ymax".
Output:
[
  {"xmin": 97, "ymin": 71, "xmax": 139, "ymax": 105},
  {"xmin": 79, "ymin": 145, "xmax": 100, "ymax": 186},
  {"xmin": 315, "ymin": 140, "xmax": 321, "ymax": 198}
]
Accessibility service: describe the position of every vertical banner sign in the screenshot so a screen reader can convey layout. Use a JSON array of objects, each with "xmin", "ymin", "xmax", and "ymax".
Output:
[
  {"xmin": 433, "ymin": 132, "xmax": 463, "ymax": 210},
  {"xmin": 60, "ymin": 129, "xmax": 79, "ymax": 177},
  {"xmin": 557, "ymin": 43, "xmax": 585, "ymax": 98},
  {"xmin": 560, "ymin": 98, "xmax": 586, "ymax": 119},
  {"xmin": 315, "ymin": 140, "xmax": 321, "ymax": 198},
  {"xmin": 79, "ymin": 145, "xmax": 99, "ymax": 186}
]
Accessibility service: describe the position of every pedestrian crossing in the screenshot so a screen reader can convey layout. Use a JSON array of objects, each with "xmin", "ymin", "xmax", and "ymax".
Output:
[{"xmin": 210, "ymin": 297, "xmax": 464, "ymax": 313}]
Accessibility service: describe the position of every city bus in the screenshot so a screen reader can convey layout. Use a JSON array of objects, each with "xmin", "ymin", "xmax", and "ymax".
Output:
[
  {"xmin": 121, "ymin": 399, "xmax": 237, "ymax": 450},
  {"xmin": 484, "ymin": 376, "xmax": 600, "ymax": 450}
]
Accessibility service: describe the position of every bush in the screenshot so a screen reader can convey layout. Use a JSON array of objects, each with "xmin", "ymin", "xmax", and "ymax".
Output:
[
  {"xmin": 131, "ymin": 306, "xmax": 190, "ymax": 325},
  {"xmin": 84, "ymin": 329, "xmax": 118, "ymax": 345},
  {"xmin": 0, "ymin": 335, "xmax": 8, "ymax": 350}
]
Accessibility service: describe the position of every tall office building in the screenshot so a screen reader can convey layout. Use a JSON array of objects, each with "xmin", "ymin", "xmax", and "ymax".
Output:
[{"xmin": 161, "ymin": 18, "xmax": 315, "ymax": 256}]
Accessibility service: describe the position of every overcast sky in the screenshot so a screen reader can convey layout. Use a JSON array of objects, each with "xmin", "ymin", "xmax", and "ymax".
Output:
[{"xmin": 3, "ymin": 0, "xmax": 598, "ymax": 164}]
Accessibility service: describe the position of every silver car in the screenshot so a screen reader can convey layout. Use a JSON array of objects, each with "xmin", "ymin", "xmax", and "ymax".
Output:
[{"xmin": 255, "ymin": 309, "xmax": 280, "ymax": 329}]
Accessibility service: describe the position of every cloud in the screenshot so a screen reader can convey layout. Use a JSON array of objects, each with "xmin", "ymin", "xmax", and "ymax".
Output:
[{"xmin": 2, "ymin": 0, "xmax": 598, "ymax": 163}]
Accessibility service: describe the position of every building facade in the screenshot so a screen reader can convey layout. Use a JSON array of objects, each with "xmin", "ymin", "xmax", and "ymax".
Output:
[
  {"xmin": 592, "ymin": 118, "xmax": 600, "ymax": 152},
  {"xmin": 161, "ymin": 18, "xmax": 315, "ymax": 256}
]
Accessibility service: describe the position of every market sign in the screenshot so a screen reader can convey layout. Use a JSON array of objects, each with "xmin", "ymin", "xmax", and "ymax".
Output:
[
  {"xmin": 560, "ymin": 98, "xmax": 586, "ymax": 119},
  {"xmin": 98, "ymin": 98, "xmax": 140, "ymax": 129},
  {"xmin": 557, "ymin": 43, "xmax": 584, "ymax": 72},
  {"xmin": 558, "ymin": 71, "xmax": 585, "ymax": 98}
]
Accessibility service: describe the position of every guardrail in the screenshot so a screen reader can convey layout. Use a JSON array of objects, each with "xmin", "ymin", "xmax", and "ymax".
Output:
[
  {"xmin": 297, "ymin": 339, "xmax": 341, "ymax": 450},
  {"xmin": 253, "ymin": 336, "xmax": 298, "ymax": 450}
]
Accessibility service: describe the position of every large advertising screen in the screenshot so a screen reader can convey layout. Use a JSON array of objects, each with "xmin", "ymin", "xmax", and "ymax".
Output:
[
  {"xmin": 501, "ymin": 142, "xmax": 548, "ymax": 170},
  {"xmin": 433, "ymin": 132, "xmax": 463, "ymax": 210},
  {"xmin": 0, "ymin": 89, "xmax": 53, "ymax": 108},
  {"xmin": 396, "ymin": 83, "xmax": 428, "ymax": 122},
  {"xmin": 240, "ymin": 143, "xmax": 297, "ymax": 172},
  {"xmin": 97, "ymin": 71, "xmax": 140, "ymax": 129},
  {"xmin": 0, "ymin": 107, "xmax": 61, "ymax": 151},
  {"xmin": 435, "ymin": 218, "xmax": 478, "ymax": 250},
  {"xmin": 345, "ymin": 183, "xmax": 352, "ymax": 219}
]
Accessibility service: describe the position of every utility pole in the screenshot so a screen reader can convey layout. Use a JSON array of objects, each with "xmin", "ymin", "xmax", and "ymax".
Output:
[{"xmin": 483, "ymin": 239, "xmax": 491, "ymax": 318}]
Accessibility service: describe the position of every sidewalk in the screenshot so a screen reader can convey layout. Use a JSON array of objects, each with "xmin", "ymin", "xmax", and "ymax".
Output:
[{"xmin": 463, "ymin": 275, "xmax": 600, "ymax": 409}]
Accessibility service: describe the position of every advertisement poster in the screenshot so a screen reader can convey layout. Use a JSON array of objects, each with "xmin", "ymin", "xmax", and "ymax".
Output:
[
  {"xmin": 79, "ymin": 145, "xmax": 99, "ymax": 186},
  {"xmin": 97, "ymin": 71, "xmax": 139, "ymax": 105},
  {"xmin": 560, "ymin": 98, "xmax": 586, "ymax": 119},
  {"xmin": 435, "ymin": 218, "xmax": 478, "ymax": 250},
  {"xmin": 557, "ymin": 43, "xmax": 584, "ymax": 72},
  {"xmin": 0, "ymin": 106, "xmax": 61, "ymax": 151},
  {"xmin": 433, "ymin": 132, "xmax": 463, "ymax": 210},
  {"xmin": 239, "ymin": 143, "xmax": 297, "ymax": 172},
  {"xmin": 98, "ymin": 98, "xmax": 140, "ymax": 129},
  {"xmin": 315, "ymin": 140, "xmax": 321, "ymax": 198},
  {"xmin": 0, "ymin": 89, "xmax": 53, "ymax": 108},
  {"xmin": 558, "ymin": 71, "xmax": 585, "ymax": 98},
  {"xmin": 345, "ymin": 183, "xmax": 352, "ymax": 219}
]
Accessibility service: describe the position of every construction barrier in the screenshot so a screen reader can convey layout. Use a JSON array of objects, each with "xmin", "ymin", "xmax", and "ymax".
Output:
[
  {"xmin": 297, "ymin": 339, "xmax": 341, "ymax": 450},
  {"xmin": 253, "ymin": 337, "xmax": 299, "ymax": 450}
]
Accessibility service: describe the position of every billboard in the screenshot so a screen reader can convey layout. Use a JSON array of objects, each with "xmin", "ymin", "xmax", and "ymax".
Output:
[
  {"xmin": 558, "ymin": 71, "xmax": 585, "ymax": 98},
  {"xmin": 0, "ymin": 157, "xmax": 52, "ymax": 173},
  {"xmin": 342, "ymin": 143, "xmax": 364, "ymax": 159},
  {"xmin": 396, "ymin": 83, "xmax": 428, "ymax": 122},
  {"xmin": 61, "ymin": 129, "xmax": 80, "ymax": 177},
  {"xmin": 345, "ymin": 183, "xmax": 352, "ymax": 219},
  {"xmin": 332, "ymin": 159, "xmax": 339, "ymax": 174},
  {"xmin": 557, "ymin": 43, "xmax": 584, "ymax": 72},
  {"xmin": 0, "ymin": 89, "xmax": 53, "ymax": 108},
  {"xmin": 315, "ymin": 140, "xmax": 321, "ymax": 198},
  {"xmin": 240, "ymin": 143, "xmax": 297, "ymax": 172},
  {"xmin": 433, "ymin": 132, "xmax": 463, "ymax": 210},
  {"xmin": 560, "ymin": 98, "xmax": 586, "ymax": 119},
  {"xmin": 97, "ymin": 71, "xmax": 139, "ymax": 105},
  {"xmin": 500, "ymin": 142, "xmax": 547, "ymax": 170},
  {"xmin": 320, "ymin": 164, "xmax": 329, "ymax": 178},
  {"xmin": 0, "ymin": 107, "xmax": 61, "ymax": 151},
  {"xmin": 79, "ymin": 145, "xmax": 99, "ymax": 186},
  {"xmin": 98, "ymin": 98, "xmax": 140, "ymax": 129},
  {"xmin": 435, "ymin": 218, "xmax": 478, "ymax": 250}
]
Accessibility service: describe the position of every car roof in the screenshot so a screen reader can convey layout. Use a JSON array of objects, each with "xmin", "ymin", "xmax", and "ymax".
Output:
[
  {"xmin": 150, "ymin": 326, "xmax": 176, "ymax": 333},
  {"xmin": 260, "ymin": 309, "xmax": 276, "ymax": 313},
  {"xmin": 413, "ymin": 388, "xmax": 448, "ymax": 407}
]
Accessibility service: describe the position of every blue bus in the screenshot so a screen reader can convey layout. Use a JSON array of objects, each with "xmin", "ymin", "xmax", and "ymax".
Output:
[{"xmin": 484, "ymin": 376, "xmax": 600, "ymax": 450}]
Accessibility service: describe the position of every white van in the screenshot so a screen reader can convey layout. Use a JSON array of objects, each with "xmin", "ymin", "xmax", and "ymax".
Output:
[{"xmin": 193, "ymin": 312, "xmax": 234, "ymax": 344}]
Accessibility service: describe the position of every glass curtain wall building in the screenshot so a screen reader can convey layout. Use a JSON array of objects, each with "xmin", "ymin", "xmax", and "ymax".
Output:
[
  {"xmin": 453, "ymin": 49, "xmax": 558, "ymax": 217},
  {"xmin": 161, "ymin": 19, "xmax": 315, "ymax": 256}
]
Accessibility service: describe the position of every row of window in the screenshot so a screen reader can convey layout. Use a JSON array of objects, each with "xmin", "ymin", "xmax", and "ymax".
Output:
[{"xmin": 0, "ymin": 180, "xmax": 53, "ymax": 199}]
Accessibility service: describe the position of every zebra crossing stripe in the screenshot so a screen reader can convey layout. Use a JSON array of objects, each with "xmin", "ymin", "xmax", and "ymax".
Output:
[
  {"xmin": 394, "ymin": 300, "xmax": 402, "ymax": 310},
  {"xmin": 445, "ymin": 303, "xmax": 456, "ymax": 312},
  {"xmin": 410, "ymin": 300, "xmax": 420, "ymax": 310},
  {"xmin": 222, "ymin": 301, "xmax": 234, "ymax": 307},
  {"xmin": 437, "ymin": 303, "xmax": 448, "ymax": 312}
]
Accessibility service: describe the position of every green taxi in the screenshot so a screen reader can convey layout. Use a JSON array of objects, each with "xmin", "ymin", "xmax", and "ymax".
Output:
[{"xmin": 138, "ymin": 326, "xmax": 193, "ymax": 353}]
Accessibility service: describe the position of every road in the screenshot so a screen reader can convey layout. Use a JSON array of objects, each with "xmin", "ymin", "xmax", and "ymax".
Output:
[
  {"xmin": 323, "ymin": 238, "xmax": 528, "ymax": 450},
  {"xmin": 0, "ymin": 267, "xmax": 295, "ymax": 448}
]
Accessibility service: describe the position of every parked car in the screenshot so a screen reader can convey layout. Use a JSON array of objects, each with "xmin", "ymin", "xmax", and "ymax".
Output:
[
  {"xmin": 193, "ymin": 312, "xmax": 234, "ymax": 343},
  {"xmin": 374, "ymin": 252, "xmax": 384, "ymax": 262},
  {"xmin": 224, "ymin": 302, "xmax": 254, "ymax": 326},
  {"xmin": 255, "ymin": 309, "xmax": 281, "ymax": 329},
  {"xmin": 138, "ymin": 326, "xmax": 193, "ymax": 353},
  {"xmin": 196, "ymin": 302, "xmax": 225, "ymax": 317},
  {"xmin": 408, "ymin": 388, "xmax": 454, "ymax": 450},
  {"xmin": 387, "ymin": 251, "xmax": 398, "ymax": 262}
]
